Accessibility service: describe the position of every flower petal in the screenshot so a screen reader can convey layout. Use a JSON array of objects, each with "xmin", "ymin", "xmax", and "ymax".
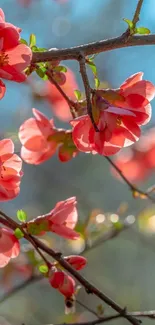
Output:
[{"xmin": 120, "ymin": 72, "xmax": 143, "ymax": 90}]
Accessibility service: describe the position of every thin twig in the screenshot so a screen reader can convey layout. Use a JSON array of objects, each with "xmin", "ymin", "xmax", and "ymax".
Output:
[
  {"xmin": 46, "ymin": 69, "xmax": 77, "ymax": 118},
  {"xmin": 76, "ymin": 299, "xmax": 99, "ymax": 318},
  {"xmin": 78, "ymin": 53, "xmax": 98, "ymax": 131},
  {"xmin": 0, "ymin": 211, "xmax": 50, "ymax": 266},
  {"xmin": 83, "ymin": 216, "xmax": 133, "ymax": 255},
  {"xmin": 105, "ymin": 156, "xmax": 155, "ymax": 203},
  {"xmin": 1, "ymin": 275, "xmax": 155, "ymax": 324},
  {"xmin": 132, "ymin": 0, "xmax": 144, "ymax": 26},
  {"xmin": 0, "ymin": 275, "xmax": 42, "ymax": 304}
]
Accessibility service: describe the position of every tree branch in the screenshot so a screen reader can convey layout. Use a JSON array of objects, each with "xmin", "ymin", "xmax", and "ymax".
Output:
[
  {"xmin": 132, "ymin": 0, "xmax": 144, "ymax": 26},
  {"xmin": 0, "ymin": 212, "xmax": 139, "ymax": 325},
  {"xmin": 83, "ymin": 216, "xmax": 134, "ymax": 254},
  {"xmin": 46, "ymin": 69, "xmax": 77, "ymax": 118},
  {"xmin": 32, "ymin": 34, "xmax": 155, "ymax": 64},
  {"xmin": 1, "ymin": 275, "xmax": 155, "ymax": 324},
  {"xmin": 78, "ymin": 54, "xmax": 98, "ymax": 131},
  {"xmin": 105, "ymin": 156, "xmax": 155, "ymax": 203}
]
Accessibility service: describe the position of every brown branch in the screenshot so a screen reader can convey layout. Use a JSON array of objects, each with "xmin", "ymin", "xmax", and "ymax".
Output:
[
  {"xmin": 0, "ymin": 275, "xmax": 42, "ymax": 304},
  {"xmin": 78, "ymin": 54, "xmax": 98, "ymax": 131},
  {"xmin": 46, "ymin": 69, "xmax": 77, "ymax": 118},
  {"xmin": 0, "ymin": 212, "xmax": 50, "ymax": 266},
  {"xmin": 1, "ymin": 275, "xmax": 155, "ymax": 324},
  {"xmin": 0, "ymin": 212, "xmax": 139, "ymax": 325},
  {"xmin": 32, "ymin": 35, "xmax": 155, "ymax": 64},
  {"xmin": 83, "ymin": 216, "xmax": 134, "ymax": 255},
  {"xmin": 132, "ymin": 0, "xmax": 144, "ymax": 26},
  {"xmin": 32, "ymin": 0, "xmax": 145, "ymax": 65},
  {"xmin": 105, "ymin": 156, "xmax": 155, "ymax": 203}
]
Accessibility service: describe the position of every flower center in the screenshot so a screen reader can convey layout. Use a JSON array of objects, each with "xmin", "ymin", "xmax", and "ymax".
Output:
[
  {"xmin": 0, "ymin": 52, "xmax": 9, "ymax": 67},
  {"xmin": 116, "ymin": 116, "xmax": 122, "ymax": 126},
  {"xmin": 0, "ymin": 165, "xmax": 6, "ymax": 179}
]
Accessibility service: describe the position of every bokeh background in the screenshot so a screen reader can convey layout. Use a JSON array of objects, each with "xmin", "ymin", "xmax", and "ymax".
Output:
[{"xmin": 1, "ymin": 0, "xmax": 155, "ymax": 324}]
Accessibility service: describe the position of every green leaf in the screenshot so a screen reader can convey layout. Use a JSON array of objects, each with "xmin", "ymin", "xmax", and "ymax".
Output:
[
  {"xmin": 17, "ymin": 209, "xmax": 27, "ymax": 222},
  {"xmin": 14, "ymin": 228, "xmax": 24, "ymax": 239},
  {"xmin": 54, "ymin": 66, "xmax": 67, "ymax": 73},
  {"xmin": 29, "ymin": 34, "xmax": 36, "ymax": 48},
  {"xmin": 136, "ymin": 27, "xmax": 150, "ymax": 35},
  {"xmin": 20, "ymin": 38, "xmax": 28, "ymax": 45},
  {"xmin": 87, "ymin": 61, "xmax": 97, "ymax": 75},
  {"xmin": 123, "ymin": 18, "xmax": 134, "ymax": 30},
  {"xmin": 95, "ymin": 77, "xmax": 100, "ymax": 89},
  {"xmin": 74, "ymin": 89, "xmax": 82, "ymax": 101},
  {"xmin": 35, "ymin": 47, "xmax": 47, "ymax": 52},
  {"xmin": 39, "ymin": 264, "xmax": 49, "ymax": 274},
  {"xmin": 87, "ymin": 54, "xmax": 98, "ymax": 61},
  {"xmin": 36, "ymin": 67, "xmax": 47, "ymax": 79}
]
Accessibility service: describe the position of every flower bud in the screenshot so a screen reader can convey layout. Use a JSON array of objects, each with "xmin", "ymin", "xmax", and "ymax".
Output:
[
  {"xmin": 49, "ymin": 271, "xmax": 75, "ymax": 298},
  {"xmin": 53, "ymin": 71, "xmax": 66, "ymax": 86},
  {"xmin": 65, "ymin": 255, "xmax": 87, "ymax": 270}
]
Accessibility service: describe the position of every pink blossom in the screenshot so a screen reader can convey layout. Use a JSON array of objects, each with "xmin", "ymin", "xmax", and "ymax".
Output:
[
  {"xmin": 0, "ymin": 139, "xmax": 23, "ymax": 201},
  {"xmin": 19, "ymin": 108, "xmax": 58, "ymax": 164},
  {"xmin": 65, "ymin": 255, "xmax": 87, "ymax": 270},
  {"xmin": 26, "ymin": 197, "xmax": 79, "ymax": 240},
  {"xmin": 0, "ymin": 9, "xmax": 32, "ymax": 98},
  {"xmin": 71, "ymin": 73, "xmax": 155, "ymax": 156},
  {"xmin": 49, "ymin": 271, "xmax": 75, "ymax": 298},
  {"xmin": 0, "ymin": 228, "xmax": 20, "ymax": 268}
]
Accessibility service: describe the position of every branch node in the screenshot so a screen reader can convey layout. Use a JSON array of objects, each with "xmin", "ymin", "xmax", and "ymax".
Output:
[{"xmin": 78, "ymin": 53, "xmax": 99, "ymax": 132}]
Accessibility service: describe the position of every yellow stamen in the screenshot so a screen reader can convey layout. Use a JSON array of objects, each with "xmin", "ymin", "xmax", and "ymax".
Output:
[
  {"xmin": 0, "ymin": 52, "xmax": 9, "ymax": 67},
  {"xmin": 116, "ymin": 116, "xmax": 122, "ymax": 126}
]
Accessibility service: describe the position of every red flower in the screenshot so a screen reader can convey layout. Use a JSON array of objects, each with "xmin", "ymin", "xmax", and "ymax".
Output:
[
  {"xmin": 65, "ymin": 255, "xmax": 87, "ymax": 270},
  {"xmin": 0, "ymin": 139, "xmax": 23, "ymax": 201},
  {"xmin": 71, "ymin": 73, "xmax": 155, "ymax": 156},
  {"xmin": 45, "ymin": 68, "xmax": 78, "ymax": 122},
  {"xmin": 19, "ymin": 109, "xmax": 78, "ymax": 164},
  {"xmin": 0, "ymin": 8, "xmax": 21, "ymax": 38},
  {"xmin": 0, "ymin": 228, "xmax": 20, "ymax": 268},
  {"xmin": 0, "ymin": 9, "xmax": 32, "ymax": 98},
  {"xmin": 0, "ymin": 34, "xmax": 32, "ymax": 82},
  {"xmin": 49, "ymin": 271, "xmax": 75, "ymax": 298},
  {"xmin": 44, "ymin": 197, "xmax": 79, "ymax": 239},
  {"xmin": 58, "ymin": 131, "xmax": 79, "ymax": 162},
  {"xmin": 19, "ymin": 108, "xmax": 58, "ymax": 164},
  {"xmin": 27, "ymin": 197, "xmax": 79, "ymax": 240}
]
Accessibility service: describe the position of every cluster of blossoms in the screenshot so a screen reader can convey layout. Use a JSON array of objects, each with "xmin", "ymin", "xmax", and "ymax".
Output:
[
  {"xmin": 19, "ymin": 73, "xmax": 155, "ymax": 168},
  {"xmin": 0, "ymin": 196, "xmax": 87, "ymax": 310},
  {"xmin": 71, "ymin": 72, "xmax": 155, "ymax": 156},
  {"xmin": 1, "ymin": 5, "xmax": 155, "ymax": 315},
  {"xmin": 0, "ymin": 197, "xmax": 79, "ymax": 267},
  {"xmin": 111, "ymin": 127, "xmax": 155, "ymax": 183}
]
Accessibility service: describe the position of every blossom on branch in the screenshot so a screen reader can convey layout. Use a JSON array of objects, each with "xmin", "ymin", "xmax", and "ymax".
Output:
[
  {"xmin": 0, "ymin": 139, "xmax": 23, "ymax": 201},
  {"xmin": 26, "ymin": 197, "xmax": 80, "ymax": 240},
  {"xmin": 0, "ymin": 8, "xmax": 32, "ymax": 98},
  {"xmin": 19, "ymin": 108, "xmax": 78, "ymax": 164},
  {"xmin": 71, "ymin": 73, "xmax": 155, "ymax": 156},
  {"xmin": 0, "ymin": 228, "xmax": 20, "ymax": 268},
  {"xmin": 65, "ymin": 255, "xmax": 87, "ymax": 270}
]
